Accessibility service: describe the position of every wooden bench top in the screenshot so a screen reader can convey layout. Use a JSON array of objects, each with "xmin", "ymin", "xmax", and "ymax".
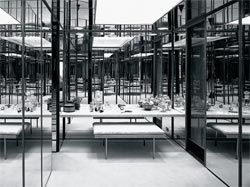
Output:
[
  {"xmin": 93, "ymin": 122, "xmax": 165, "ymax": 139},
  {"xmin": 0, "ymin": 125, "xmax": 22, "ymax": 135},
  {"xmin": 208, "ymin": 123, "xmax": 250, "ymax": 138},
  {"xmin": 0, "ymin": 122, "xmax": 30, "ymax": 136},
  {"xmin": 0, "ymin": 122, "xmax": 31, "ymax": 125}
]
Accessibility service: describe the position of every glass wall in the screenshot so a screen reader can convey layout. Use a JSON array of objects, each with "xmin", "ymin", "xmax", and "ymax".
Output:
[{"xmin": 0, "ymin": 0, "xmax": 52, "ymax": 186}]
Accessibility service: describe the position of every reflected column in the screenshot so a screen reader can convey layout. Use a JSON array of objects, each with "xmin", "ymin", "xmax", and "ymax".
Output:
[{"xmin": 51, "ymin": 0, "xmax": 60, "ymax": 152}]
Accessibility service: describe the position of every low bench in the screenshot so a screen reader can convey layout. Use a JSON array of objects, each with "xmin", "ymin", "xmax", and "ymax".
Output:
[
  {"xmin": 0, "ymin": 122, "xmax": 31, "ymax": 159},
  {"xmin": 93, "ymin": 122, "xmax": 166, "ymax": 159},
  {"xmin": 94, "ymin": 117, "xmax": 145, "ymax": 123},
  {"xmin": 207, "ymin": 123, "xmax": 250, "ymax": 158}
]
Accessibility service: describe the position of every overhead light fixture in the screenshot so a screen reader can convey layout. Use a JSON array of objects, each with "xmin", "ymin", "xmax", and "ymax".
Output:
[
  {"xmin": 0, "ymin": 8, "xmax": 20, "ymax": 25},
  {"xmin": 131, "ymin": 53, "xmax": 154, "ymax": 58},
  {"xmin": 227, "ymin": 15, "xmax": 250, "ymax": 25},
  {"xmin": 158, "ymin": 27, "xmax": 168, "ymax": 31},
  {"xmin": 76, "ymin": 33, "xmax": 84, "ymax": 38},
  {"xmin": 148, "ymin": 33, "xmax": 157, "ymax": 36},
  {"xmin": 0, "ymin": 36, "xmax": 52, "ymax": 50},
  {"xmin": 0, "ymin": 53, "xmax": 32, "ymax": 59},
  {"xmin": 178, "ymin": 33, "xmax": 186, "ymax": 36},
  {"xmin": 104, "ymin": 53, "xmax": 113, "ymax": 58},
  {"xmin": 74, "ymin": 26, "xmax": 83, "ymax": 30},
  {"xmin": 162, "ymin": 36, "xmax": 229, "ymax": 48},
  {"xmin": 96, "ymin": 0, "xmax": 183, "ymax": 25},
  {"xmin": 92, "ymin": 37, "xmax": 134, "ymax": 49}
]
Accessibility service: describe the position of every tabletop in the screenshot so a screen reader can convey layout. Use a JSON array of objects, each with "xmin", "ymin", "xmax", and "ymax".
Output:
[
  {"xmin": 61, "ymin": 104, "xmax": 185, "ymax": 118},
  {"xmin": 1, "ymin": 103, "xmax": 249, "ymax": 119}
]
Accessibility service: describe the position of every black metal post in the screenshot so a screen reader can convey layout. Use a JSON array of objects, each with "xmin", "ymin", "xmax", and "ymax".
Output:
[
  {"xmin": 66, "ymin": 0, "xmax": 71, "ymax": 101},
  {"xmin": 115, "ymin": 51, "xmax": 119, "ymax": 104},
  {"xmin": 75, "ymin": 0, "xmax": 79, "ymax": 97},
  {"xmin": 171, "ymin": 9, "xmax": 176, "ymax": 139},
  {"xmin": 238, "ymin": 0, "xmax": 243, "ymax": 186},
  {"xmin": 51, "ymin": 0, "xmax": 60, "ymax": 152},
  {"xmin": 185, "ymin": 0, "xmax": 192, "ymax": 149},
  {"xmin": 40, "ymin": 0, "xmax": 44, "ymax": 185},
  {"xmin": 88, "ymin": 0, "xmax": 93, "ymax": 103},
  {"xmin": 21, "ymin": 0, "xmax": 26, "ymax": 186},
  {"xmin": 152, "ymin": 37, "xmax": 157, "ymax": 97}
]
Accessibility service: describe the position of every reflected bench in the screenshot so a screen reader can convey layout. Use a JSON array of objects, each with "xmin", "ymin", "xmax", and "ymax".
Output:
[
  {"xmin": 93, "ymin": 122, "xmax": 166, "ymax": 159},
  {"xmin": 94, "ymin": 117, "xmax": 145, "ymax": 123},
  {"xmin": 0, "ymin": 122, "xmax": 31, "ymax": 159},
  {"xmin": 207, "ymin": 123, "xmax": 250, "ymax": 159}
]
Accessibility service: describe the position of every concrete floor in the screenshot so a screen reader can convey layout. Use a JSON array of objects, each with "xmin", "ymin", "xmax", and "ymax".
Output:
[{"xmin": 47, "ymin": 139, "xmax": 226, "ymax": 187}]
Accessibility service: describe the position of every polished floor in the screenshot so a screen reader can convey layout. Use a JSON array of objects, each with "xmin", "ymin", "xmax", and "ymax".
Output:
[{"xmin": 47, "ymin": 139, "xmax": 226, "ymax": 187}]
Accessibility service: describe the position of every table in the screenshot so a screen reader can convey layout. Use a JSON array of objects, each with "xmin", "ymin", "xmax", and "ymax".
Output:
[
  {"xmin": 0, "ymin": 104, "xmax": 51, "ymax": 129},
  {"xmin": 60, "ymin": 104, "xmax": 184, "ymax": 140},
  {"xmin": 207, "ymin": 105, "xmax": 250, "ymax": 119},
  {"xmin": 174, "ymin": 105, "xmax": 250, "ymax": 119},
  {"xmin": 61, "ymin": 104, "xmax": 185, "ymax": 118},
  {"xmin": 0, "ymin": 104, "xmax": 51, "ymax": 118}
]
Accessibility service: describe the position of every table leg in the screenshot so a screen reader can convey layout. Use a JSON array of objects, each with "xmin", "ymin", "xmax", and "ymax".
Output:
[
  {"xmin": 171, "ymin": 117, "xmax": 174, "ymax": 139},
  {"xmin": 63, "ymin": 117, "xmax": 66, "ymax": 140},
  {"xmin": 153, "ymin": 138, "xmax": 155, "ymax": 159},
  {"xmin": 30, "ymin": 119, "xmax": 32, "ymax": 128},
  {"xmin": 4, "ymin": 138, "xmax": 6, "ymax": 160},
  {"xmin": 214, "ymin": 131, "xmax": 218, "ymax": 146},
  {"xmin": 30, "ymin": 124, "xmax": 32, "ymax": 134},
  {"xmin": 105, "ymin": 138, "xmax": 108, "ymax": 159},
  {"xmin": 236, "ymin": 138, "xmax": 238, "ymax": 160}
]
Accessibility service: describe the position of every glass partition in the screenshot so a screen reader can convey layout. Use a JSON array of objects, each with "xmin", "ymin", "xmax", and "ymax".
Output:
[
  {"xmin": 187, "ymin": 21, "xmax": 207, "ymax": 162},
  {"xmin": 0, "ymin": 1, "xmax": 52, "ymax": 186},
  {"xmin": 205, "ymin": 1, "xmax": 243, "ymax": 186}
]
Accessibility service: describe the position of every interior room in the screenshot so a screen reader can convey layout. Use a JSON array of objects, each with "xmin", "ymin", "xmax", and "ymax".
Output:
[{"xmin": 0, "ymin": 0, "xmax": 249, "ymax": 187}]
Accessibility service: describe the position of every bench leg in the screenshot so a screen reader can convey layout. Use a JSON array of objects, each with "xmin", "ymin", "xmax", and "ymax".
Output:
[
  {"xmin": 152, "ymin": 138, "xmax": 155, "ymax": 159},
  {"xmin": 105, "ymin": 138, "xmax": 108, "ymax": 159},
  {"xmin": 4, "ymin": 138, "xmax": 6, "ymax": 160},
  {"xmin": 36, "ymin": 118, "xmax": 38, "ymax": 128},
  {"xmin": 236, "ymin": 139, "xmax": 238, "ymax": 160},
  {"xmin": 63, "ymin": 117, "xmax": 66, "ymax": 140},
  {"xmin": 30, "ymin": 125, "xmax": 32, "ymax": 134},
  {"xmin": 30, "ymin": 119, "xmax": 32, "ymax": 128},
  {"xmin": 143, "ymin": 139, "xmax": 146, "ymax": 146},
  {"xmin": 214, "ymin": 131, "xmax": 218, "ymax": 146},
  {"xmin": 16, "ymin": 138, "xmax": 18, "ymax": 146}
]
